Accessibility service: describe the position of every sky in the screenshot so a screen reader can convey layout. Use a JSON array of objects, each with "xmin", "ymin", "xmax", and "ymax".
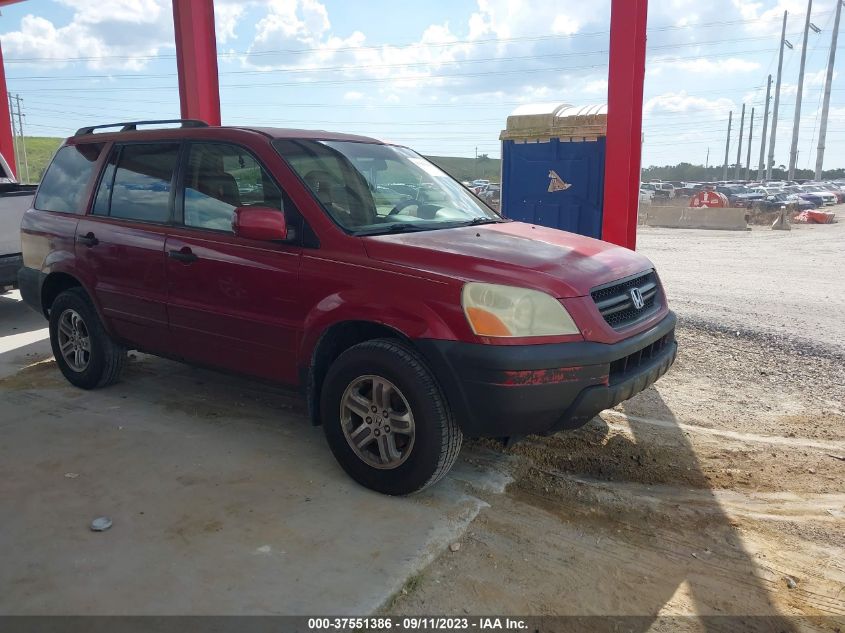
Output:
[{"xmin": 1, "ymin": 0, "xmax": 844, "ymax": 170}]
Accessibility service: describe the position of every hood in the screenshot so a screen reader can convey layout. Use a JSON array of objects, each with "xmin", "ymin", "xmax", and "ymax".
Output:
[{"xmin": 362, "ymin": 222, "xmax": 654, "ymax": 298}]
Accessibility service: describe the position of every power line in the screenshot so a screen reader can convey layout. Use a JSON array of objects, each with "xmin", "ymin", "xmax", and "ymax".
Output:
[
  {"xmin": 3, "ymin": 9, "xmax": 833, "ymax": 66},
  {"xmin": 5, "ymin": 33, "xmax": 812, "ymax": 83},
  {"xmin": 7, "ymin": 47, "xmax": 805, "ymax": 93}
]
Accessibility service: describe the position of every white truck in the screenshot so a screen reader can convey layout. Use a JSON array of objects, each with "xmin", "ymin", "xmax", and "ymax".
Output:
[{"xmin": 0, "ymin": 153, "xmax": 36, "ymax": 290}]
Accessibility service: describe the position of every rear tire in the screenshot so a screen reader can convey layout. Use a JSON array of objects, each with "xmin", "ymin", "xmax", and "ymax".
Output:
[
  {"xmin": 48, "ymin": 287, "xmax": 126, "ymax": 389},
  {"xmin": 320, "ymin": 338, "xmax": 462, "ymax": 495}
]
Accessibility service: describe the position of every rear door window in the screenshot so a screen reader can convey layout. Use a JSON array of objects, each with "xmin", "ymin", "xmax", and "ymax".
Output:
[
  {"xmin": 34, "ymin": 143, "xmax": 104, "ymax": 213},
  {"xmin": 96, "ymin": 143, "xmax": 180, "ymax": 223}
]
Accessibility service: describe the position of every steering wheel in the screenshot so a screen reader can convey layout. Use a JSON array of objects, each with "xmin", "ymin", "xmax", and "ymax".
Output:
[
  {"xmin": 387, "ymin": 199, "xmax": 420, "ymax": 216},
  {"xmin": 387, "ymin": 200, "xmax": 443, "ymax": 219}
]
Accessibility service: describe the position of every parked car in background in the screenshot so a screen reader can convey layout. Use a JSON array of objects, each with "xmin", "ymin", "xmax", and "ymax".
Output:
[
  {"xmin": 639, "ymin": 188, "xmax": 655, "ymax": 204},
  {"xmin": 819, "ymin": 183, "xmax": 845, "ymax": 203},
  {"xmin": 715, "ymin": 185, "xmax": 763, "ymax": 207},
  {"xmin": 753, "ymin": 193, "xmax": 817, "ymax": 212},
  {"xmin": 18, "ymin": 120, "xmax": 677, "ymax": 496},
  {"xmin": 748, "ymin": 186, "xmax": 783, "ymax": 197},
  {"xmin": 799, "ymin": 185, "xmax": 837, "ymax": 206},
  {"xmin": 653, "ymin": 183, "xmax": 675, "ymax": 199},
  {"xmin": 470, "ymin": 179, "xmax": 490, "ymax": 195},
  {"xmin": 785, "ymin": 185, "xmax": 830, "ymax": 208},
  {"xmin": 0, "ymin": 152, "xmax": 38, "ymax": 290},
  {"xmin": 481, "ymin": 184, "xmax": 500, "ymax": 207},
  {"xmin": 675, "ymin": 183, "xmax": 703, "ymax": 197},
  {"xmin": 641, "ymin": 183, "xmax": 675, "ymax": 199}
]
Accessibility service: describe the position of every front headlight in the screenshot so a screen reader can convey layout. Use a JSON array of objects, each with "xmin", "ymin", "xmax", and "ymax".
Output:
[{"xmin": 461, "ymin": 283, "xmax": 579, "ymax": 337}]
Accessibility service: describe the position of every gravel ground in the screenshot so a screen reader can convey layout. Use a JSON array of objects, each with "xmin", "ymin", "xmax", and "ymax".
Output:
[
  {"xmin": 385, "ymin": 215, "xmax": 845, "ymax": 627},
  {"xmin": 638, "ymin": 218, "xmax": 845, "ymax": 352}
]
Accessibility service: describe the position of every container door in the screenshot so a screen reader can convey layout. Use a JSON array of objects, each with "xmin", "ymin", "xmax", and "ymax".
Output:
[{"xmin": 502, "ymin": 137, "xmax": 605, "ymax": 239}]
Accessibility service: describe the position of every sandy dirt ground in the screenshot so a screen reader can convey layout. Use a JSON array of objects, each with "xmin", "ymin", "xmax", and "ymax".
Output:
[{"xmin": 384, "ymin": 220, "xmax": 845, "ymax": 629}]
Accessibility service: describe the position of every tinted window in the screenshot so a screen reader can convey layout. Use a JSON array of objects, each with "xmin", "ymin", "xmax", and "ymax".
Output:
[
  {"xmin": 107, "ymin": 143, "xmax": 179, "ymax": 223},
  {"xmin": 34, "ymin": 144, "xmax": 103, "ymax": 213},
  {"xmin": 183, "ymin": 143, "xmax": 283, "ymax": 232}
]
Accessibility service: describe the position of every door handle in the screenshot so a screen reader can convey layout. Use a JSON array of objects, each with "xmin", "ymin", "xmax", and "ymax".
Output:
[
  {"xmin": 77, "ymin": 232, "xmax": 99, "ymax": 247},
  {"xmin": 168, "ymin": 248, "xmax": 199, "ymax": 263}
]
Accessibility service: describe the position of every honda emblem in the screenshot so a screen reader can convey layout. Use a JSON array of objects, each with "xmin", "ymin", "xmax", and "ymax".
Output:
[{"xmin": 629, "ymin": 287, "xmax": 645, "ymax": 310}]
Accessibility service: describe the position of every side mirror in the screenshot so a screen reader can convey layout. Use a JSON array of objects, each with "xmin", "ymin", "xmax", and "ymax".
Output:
[{"xmin": 233, "ymin": 206, "xmax": 287, "ymax": 241}]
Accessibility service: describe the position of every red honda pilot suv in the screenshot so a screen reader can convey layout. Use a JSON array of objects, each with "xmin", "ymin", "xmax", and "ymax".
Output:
[{"xmin": 19, "ymin": 120, "xmax": 676, "ymax": 495}]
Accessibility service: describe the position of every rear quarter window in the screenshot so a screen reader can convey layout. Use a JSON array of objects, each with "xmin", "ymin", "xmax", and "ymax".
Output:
[{"xmin": 34, "ymin": 143, "xmax": 104, "ymax": 213}]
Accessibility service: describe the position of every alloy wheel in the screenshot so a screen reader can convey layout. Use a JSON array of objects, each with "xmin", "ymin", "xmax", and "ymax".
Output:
[
  {"xmin": 57, "ymin": 308, "xmax": 91, "ymax": 372},
  {"xmin": 340, "ymin": 375, "xmax": 416, "ymax": 469}
]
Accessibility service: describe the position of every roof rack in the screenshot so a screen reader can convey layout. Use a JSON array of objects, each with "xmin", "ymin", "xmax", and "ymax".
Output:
[{"xmin": 75, "ymin": 119, "xmax": 210, "ymax": 136}]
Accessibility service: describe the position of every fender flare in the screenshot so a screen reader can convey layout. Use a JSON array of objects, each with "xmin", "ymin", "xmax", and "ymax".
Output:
[
  {"xmin": 299, "ymin": 289, "xmax": 460, "ymax": 365},
  {"xmin": 298, "ymin": 290, "xmax": 464, "ymax": 425},
  {"xmin": 40, "ymin": 259, "xmax": 117, "ymax": 339}
]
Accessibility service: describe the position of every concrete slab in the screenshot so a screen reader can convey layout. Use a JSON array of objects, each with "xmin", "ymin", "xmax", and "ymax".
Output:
[
  {"xmin": 0, "ymin": 291, "xmax": 52, "ymax": 379},
  {"xmin": 643, "ymin": 206, "xmax": 749, "ymax": 231},
  {"xmin": 0, "ymin": 293, "xmax": 511, "ymax": 615}
]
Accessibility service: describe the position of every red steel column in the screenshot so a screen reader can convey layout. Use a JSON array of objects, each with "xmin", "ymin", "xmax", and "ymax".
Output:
[
  {"xmin": 602, "ymin": 0, "xmax": 648, "ymax": 250},
  {"xmin": 172, "ymin": 0, "xmax": 221, "ymax": 126},
  {"xmin": 0, "ymin": 42, "xmax": 17, "ymax": 177}
]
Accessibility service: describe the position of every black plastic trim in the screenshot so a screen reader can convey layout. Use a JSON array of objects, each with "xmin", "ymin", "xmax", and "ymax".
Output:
[
  {"xmin": 0, "ymin": 254, "xmax": 23, "ymax": 287},
  {"xmin": 415, "ymin": 312, "xmax": 677, "ymax": 438},
  {"xmin": 16, "ymin": 267, "xmax": 44, "ymax": 312}
]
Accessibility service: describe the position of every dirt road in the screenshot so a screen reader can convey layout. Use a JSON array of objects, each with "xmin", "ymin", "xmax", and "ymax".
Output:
[
  {"xmin": 640, "ymin": 220, "xmax": 845, "ymax": 351},
  {"xmin": 385, "ymin": 222, "xmax": 845, "ymax": 628}
]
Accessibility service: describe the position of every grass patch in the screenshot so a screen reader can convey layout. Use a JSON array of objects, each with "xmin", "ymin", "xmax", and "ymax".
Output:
[{"xmin": 11, "ymin": 136, "xmax": 63, "ymax": 183}]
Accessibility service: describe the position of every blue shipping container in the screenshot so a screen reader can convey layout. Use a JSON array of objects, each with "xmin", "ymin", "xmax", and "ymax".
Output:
[{"xmin": 501, "ymin": 137, "xmax": 606, "ymax": 239}]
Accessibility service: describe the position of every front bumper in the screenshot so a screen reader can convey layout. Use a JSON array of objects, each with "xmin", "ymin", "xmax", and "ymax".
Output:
[{"xmin": 417, "ymin": 312, "xmax": 677, "ymax": 438}]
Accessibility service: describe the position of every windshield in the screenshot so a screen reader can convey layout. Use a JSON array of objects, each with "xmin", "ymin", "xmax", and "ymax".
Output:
[{"xmin": 273, "ymin": 139, "xmax": 501, "ymax": 235}]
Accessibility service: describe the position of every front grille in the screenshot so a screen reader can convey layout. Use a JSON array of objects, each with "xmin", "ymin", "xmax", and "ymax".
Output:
[
  {"xmin": 591, "ymin": 270, "xmax": 661, "ymax": 329},
  {"xmin": 609, "ymin": 331, "xmax": 674, "ymax": 382}
]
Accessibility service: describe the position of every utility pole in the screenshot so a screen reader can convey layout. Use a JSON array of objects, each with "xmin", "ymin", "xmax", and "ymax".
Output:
[
  {"xmin": 7, "ymin": 94, "xmax": 20, "ymax": 177},
  {"xmin": 706, "ymin": 147, "xmax": 710, "ymax": 169},
  {"xmin": 788, "ymin": 0, "xmax": 815, "ymax": 180},
  {"xmin": 735, "ymin": 103, "xmax": 746, "ymax": 180},
  {"xmin": 815, "ymin": 0, "xmax": 843, "ymax": 180},
  {"xmin": 758, "ymin": 75, "xmax": 772, "ymax": 180},
  {"xmin": 745, "ymin": 107, "xmax": 755, "ymax": 180},
  {"xmin": 723, "ymin": 111, "xmax": 733, "ymax": 181},
  {"xmin": 13, "ymin": 94, "xmax": 29, "ymax": 183},
  {"xmin": 767, "ymin": 11, "xmax": 789, "ymax": 180}
]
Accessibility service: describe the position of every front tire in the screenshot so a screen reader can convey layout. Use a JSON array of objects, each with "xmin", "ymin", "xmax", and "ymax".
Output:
[
  {"xmin": 320, "ymin": 339, "xmax": 462, "ymax": 495},
  {"xmin": 48, "ymin": 287, "xmax": 126, "ymax": 389}
]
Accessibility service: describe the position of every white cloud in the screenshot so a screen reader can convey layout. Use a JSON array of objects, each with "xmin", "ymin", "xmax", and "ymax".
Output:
[
  {"xmin": 54, "ymin": 0, "xmax": 166, "ymax": 25},
  {"xmin": 253, "ymin": 0, "xmax": 331, "ymax": 45},
  {"xmin": 657, "ymin": 57, "xmax": 761, "ymax": 74},
  {"xmin": 731, "ymin": 0, "xmax": 839, "ymax": 36},
  {"xmin": 552, "ymin": 14, "xmax": 582, "ymax": 36},
  {"xmin": 235, "ymin": 0, "xmax": 615, "ymax": 102},
  {"xmin": 215, "ymin": 3, "xmax": 245, "ymax": 44},
  {"xmin": 343, "ymin": 91, "xmax": 364, "ymax": 101},
  {"xmin": 806, "ymin": 68, "xmax": 835, "ymax": 87},
  {"xmin": 644, "ymin": 92, "xmax": 735, "ymax": 114},
  {"xmin": 1, "ymin": 0, "xmax": 173, "ymax": 70},
  {"xmin": 581, "ymin": 78, "xmax": 608, "ymax": 96}
]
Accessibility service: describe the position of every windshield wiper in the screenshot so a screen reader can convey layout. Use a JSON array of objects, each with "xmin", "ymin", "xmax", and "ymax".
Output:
[
  {"xmin": 354, "ymin": 222, "xmax": 434, "ymax": 236},
  {"xmin": 464, "ymin": 217, "xmax": 505, "ymax": 226}
]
